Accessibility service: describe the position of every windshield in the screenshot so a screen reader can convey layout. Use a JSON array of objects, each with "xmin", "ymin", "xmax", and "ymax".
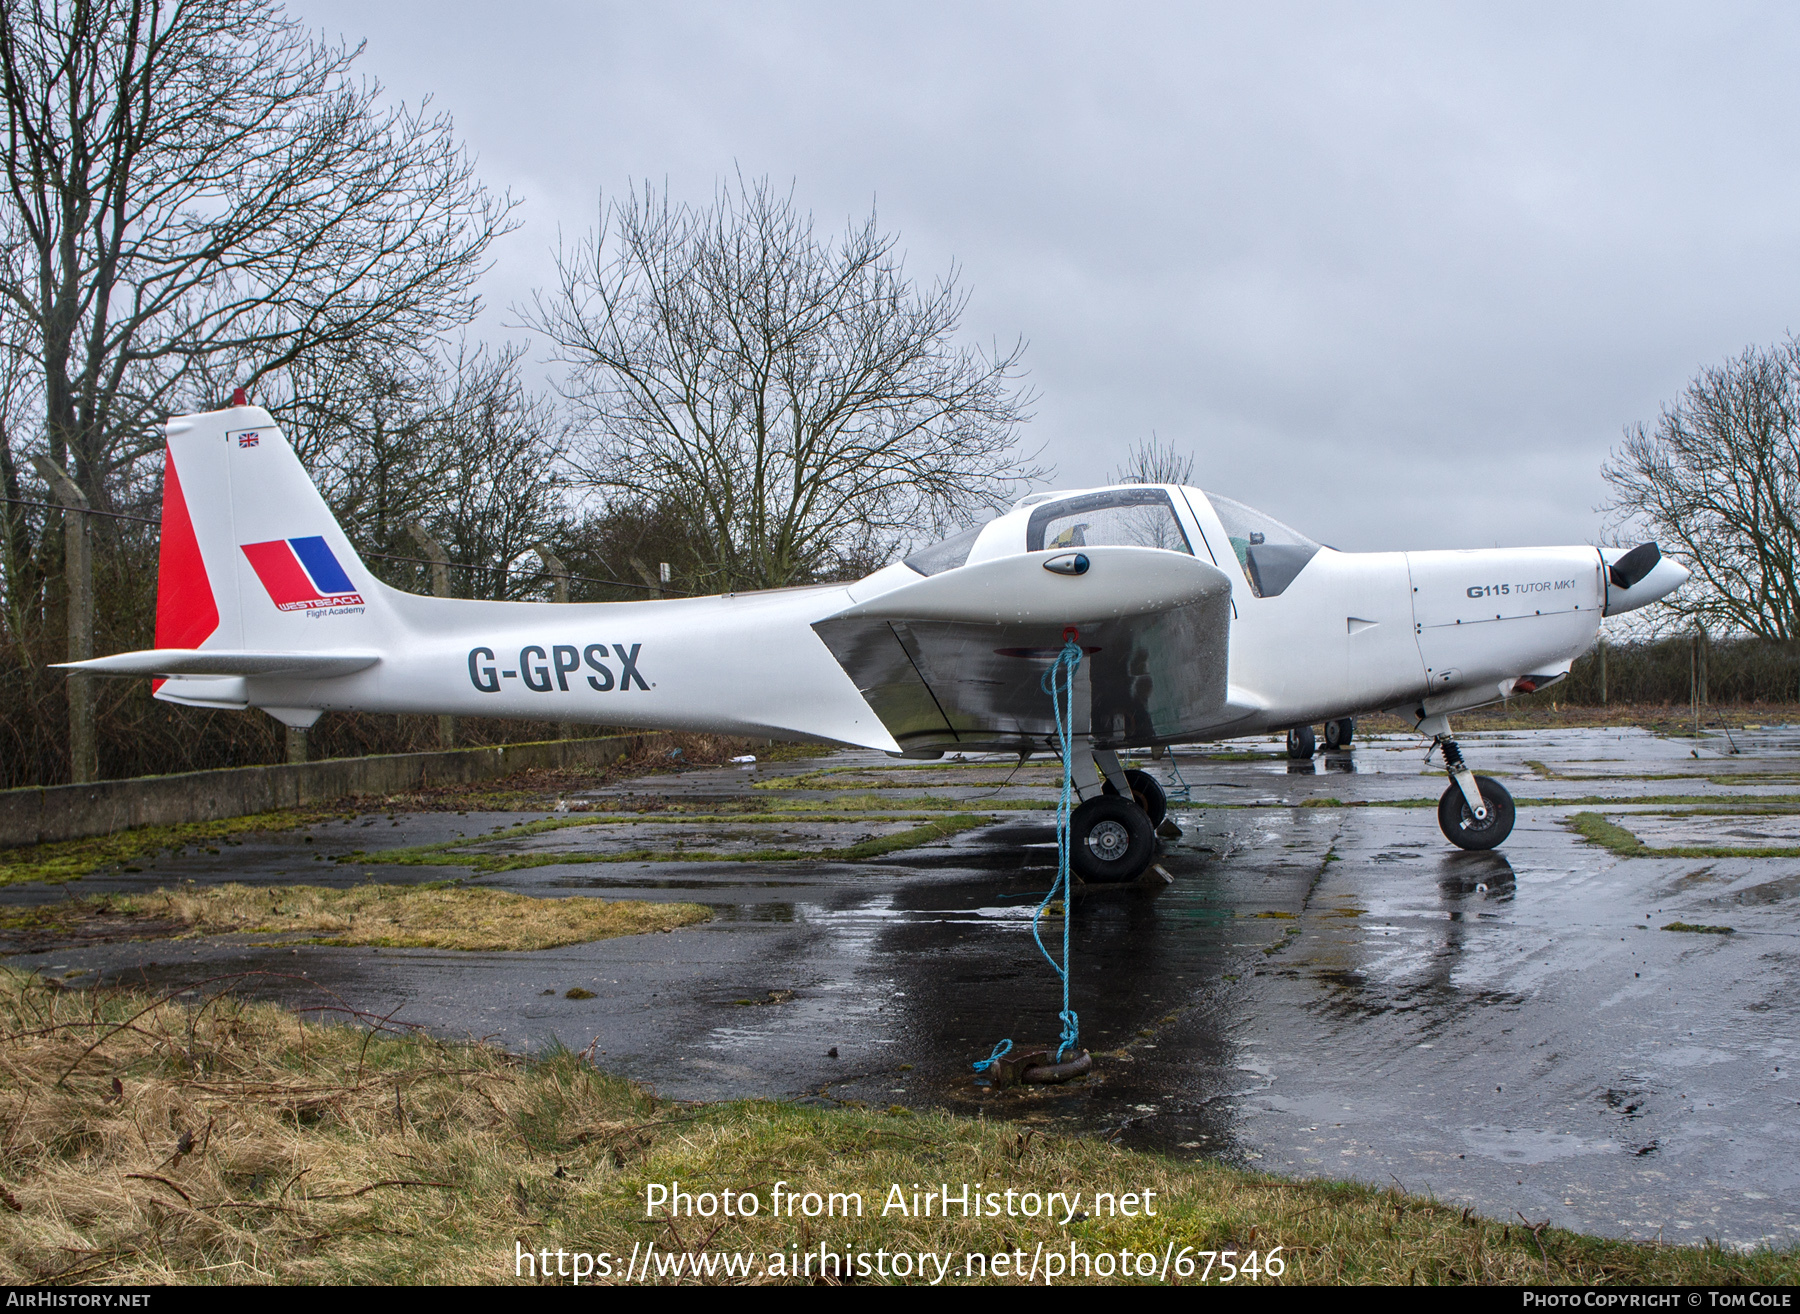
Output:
[
  {"xmin": 1026, "ymin": 488, "xmax": 1193, "ymax": 554},
  {"xmin": 1207, "ymin": 494, "xmax": 1319, "ymax": 598},
  {"xmin": 902, "ymin": 524, "xmax": 986, "ymax": 576}
]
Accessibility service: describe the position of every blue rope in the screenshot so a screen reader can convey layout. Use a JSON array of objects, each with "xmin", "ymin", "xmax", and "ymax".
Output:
[
  {"xmin": 1165, "ymin": 750, "xmax": 1192, "ymax": 803},
  {"xmin": 972, "ymin": 1039, "xmax": 1012, "ymax": 1075},
  {"xmin": 973, "ymin": 636, "xmax": 1083, "ymax": 1076}
]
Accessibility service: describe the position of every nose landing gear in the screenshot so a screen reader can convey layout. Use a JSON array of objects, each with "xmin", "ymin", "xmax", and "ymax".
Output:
[
  {"xmin": 1061, "ymin": 745, "xmax": 1163, "ymax": 882},
  {"xmin": 1100, "ymin": 766, "xmax": 1168, "ymax": 826},
  {"xmin": 1070, "ymin": 794, "xmax": 1158, "ymax": 883},
  {"xmin": 1423, "ymin": 718, "xmax": 1515, "ymax": 850}
]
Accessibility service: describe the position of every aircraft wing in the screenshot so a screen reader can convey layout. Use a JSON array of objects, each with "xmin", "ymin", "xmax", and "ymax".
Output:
[
  {"xmin": 811, "ymin": 546, "xmax": 1232, "ymax": 753},
  {"xmin": 55, "ymin": 649, "xmax": 381, "ymax": 678}
]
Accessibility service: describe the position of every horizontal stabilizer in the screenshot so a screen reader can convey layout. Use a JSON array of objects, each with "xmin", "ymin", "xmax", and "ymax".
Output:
[{"xmin": 56, "ymin": 648, "xmax": 380, "ymax": 679}]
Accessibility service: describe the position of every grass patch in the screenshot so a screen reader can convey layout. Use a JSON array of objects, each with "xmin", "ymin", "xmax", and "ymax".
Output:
[
  {"xmin": 0, "ymin": 809, "xmax": 348, "ymax": 889},
  {"xmin": 0, "ymin": 971, "xmax": 1791, "ymax": 1285},
  {"xmin": 379, "ymin": 734, "xmax": 833, "ymax": 812},
  {"xmin": 1522, "ymin": 761, "xmax": 1800, "ymax": 785},
  {"xmin": 1567, "ymin": 813, "xmax": 1649, "ymax": 856},
  {"xmin": 351, "ymin": 814, "xmax": 995, "ymax": 874},
  {"xmin": 1, "ymin": 884, "xmax": 710, "ymax": 952},
  {"xmin": 0, "ymin": 808, "xmax": 1001, "ymax": 891},
  {"xmin": 1662, "ymin": 922, "xmax": 1735, "ymax": 935},
  {"xmin": 1564, "ymin": 812, "xmax": 1800, "ymax": 859}
]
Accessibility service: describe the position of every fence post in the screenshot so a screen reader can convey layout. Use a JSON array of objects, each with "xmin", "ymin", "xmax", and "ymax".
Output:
[
  {"xmin": 31, "ymin": 457, "xmax": 95, "ymax": 784},
  {"xmin": 1690, "ymin": 632, "xmax": 1699, "ymax": 735},
  {"xmin": 629, "ymin": 555, "xmax": 663, "ymax": 599},
  {"xmin": 1598, "ymin": 634, "xmax": 1607, "ymax": 705},
  {"xmin": 537, "ymin": 546, "xmax": 572, "ymax": 740},
  {"xmin": 286, "ymin": 725, "xmax": 308, "ymax": 764},
  {"xmin": 1697, "ymin": 625, "xmax": 1709, "ymax": 708},
  {"xmin": 410, "ymin": 523, "xmax": 457, "ymax": 750}
]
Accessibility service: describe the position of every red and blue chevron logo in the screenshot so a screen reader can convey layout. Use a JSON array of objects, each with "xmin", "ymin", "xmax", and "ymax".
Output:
[{"xmin": 241, "ymin": 536, "xmax": 365, "ymax": 612}]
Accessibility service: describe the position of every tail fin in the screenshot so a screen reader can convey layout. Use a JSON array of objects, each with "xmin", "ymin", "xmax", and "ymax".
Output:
[{"xmin": 157, "ymin": 403, "xmax": 387, "ymax": 653}]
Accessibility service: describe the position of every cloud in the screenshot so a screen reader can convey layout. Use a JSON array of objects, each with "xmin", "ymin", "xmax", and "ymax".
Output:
[{"xmin": 293, "ymin": 0, "xmax": 1800, "ymax": 549}]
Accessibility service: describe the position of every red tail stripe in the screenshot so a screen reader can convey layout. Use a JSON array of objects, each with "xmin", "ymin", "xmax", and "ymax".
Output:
[{"xmin": 153, "ymin": 450, "xmax": 220, "ymax": 691}]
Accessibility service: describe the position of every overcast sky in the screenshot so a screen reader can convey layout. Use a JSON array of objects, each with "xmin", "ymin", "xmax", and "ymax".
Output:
[{"xmin": 291, "ymin": 1, "xmax": 1800, "ymax": 552}]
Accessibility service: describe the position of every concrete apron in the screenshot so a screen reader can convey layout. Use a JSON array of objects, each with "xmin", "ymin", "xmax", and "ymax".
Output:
[{"xmin": 5, "ymin": 726, "xmax": 1800, "ymax": 1248}]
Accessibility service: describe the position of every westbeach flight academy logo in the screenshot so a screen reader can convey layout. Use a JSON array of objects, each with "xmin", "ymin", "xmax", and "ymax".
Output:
[{"xmin": 242, "ymin": 536, "xmax": 365, "ymax": 612}]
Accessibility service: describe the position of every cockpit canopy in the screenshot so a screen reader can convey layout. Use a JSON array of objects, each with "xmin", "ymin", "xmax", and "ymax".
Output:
[
  {"xmin": 1207, "ymin": 494, "xmax": 1318, "ymax": 598},
  {"xmin": 901, "ymin": 523, "xmax": 986, "ymax": 576},
  {"xmin": 902, "ymin": 484, "xmax": 1320, "ymax": 597},
  {"xmin": 1025, "ymin": 487, "xmax": 1192, "ymax": 555}
]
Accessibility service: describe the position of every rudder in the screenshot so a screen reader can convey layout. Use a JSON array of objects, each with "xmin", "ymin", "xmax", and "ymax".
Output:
[{"xmin": 159, "ymin": 404, "xmax": 388, "ymax": 657}]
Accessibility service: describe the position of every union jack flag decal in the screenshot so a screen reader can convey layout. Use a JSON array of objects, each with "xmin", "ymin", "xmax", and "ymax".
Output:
[{"xmin": 234, "ymin": 430, "xmax": 260, "ymax": 448}]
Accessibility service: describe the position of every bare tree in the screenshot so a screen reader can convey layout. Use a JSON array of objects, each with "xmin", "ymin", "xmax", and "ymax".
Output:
[
  {"xmin": 424, "ymin": 346, "xmax": 572, "ymax": 601},
  {"xmin": 270, "ymin": 341, "xmax": 571, "ymax": 600},
  {"xmin": 1110, "ymin": 432, "xmax": 1195, "ymax": 486},
  {"xmin": 1603, "ymin": 337, "xmax": 1800, "ymax": 639},
  {"xmin": 524, "ymin": 176, "xmax": 1041, "ymax": 591},
  {"xmin": 0, "ymin": 0, "xmax": 515, "ymax": 514}
]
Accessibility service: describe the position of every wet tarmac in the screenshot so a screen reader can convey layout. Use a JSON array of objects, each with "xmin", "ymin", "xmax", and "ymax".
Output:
[{"xmin": 5, "ymin": 725, "xmax": 1799, "ymax": 1247}]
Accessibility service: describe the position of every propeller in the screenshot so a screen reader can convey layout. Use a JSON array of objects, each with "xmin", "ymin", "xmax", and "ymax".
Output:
[{"xmin": 1608, "ymin": 542, "xmax": 1661, "ymax": 590}]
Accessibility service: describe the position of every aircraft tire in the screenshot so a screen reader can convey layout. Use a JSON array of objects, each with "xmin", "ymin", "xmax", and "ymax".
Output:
[
  {"xmin": 1325, "ymin": 717, "xmax": 1355, "ymax": 749},
  {"xmin": 1102, "ymin": 767, "xmax": 1168, "ymax": 825},
  {"xmin": 1437, "ymin": 776, "xmax": 1515, "ymax": 850},
  {"xmin": 1286, "ymin": 725, "xmax": 1316, "ymax": 759},
  {"xmin": 1069, "ymin": 795, "xmax": 1157, "ymax": 883}
]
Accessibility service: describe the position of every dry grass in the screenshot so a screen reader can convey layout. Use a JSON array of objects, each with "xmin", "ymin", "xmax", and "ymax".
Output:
[
  {"xmin": 3, "ymin": 884, "xmax": 711, "ymax": 953},
  {"xmin": 0, "ymin": 971, "xmax": 1793, "ymax": 1285}
]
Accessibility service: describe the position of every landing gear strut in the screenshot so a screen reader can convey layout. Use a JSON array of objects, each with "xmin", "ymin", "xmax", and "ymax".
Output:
[
  {"xmin": 1101, "ymin": 767, "xmax": 1168, "ymax": 825},
  {"xmin": 1428, "ymin": 721, "xmax": 1515, "ymax": 850}
]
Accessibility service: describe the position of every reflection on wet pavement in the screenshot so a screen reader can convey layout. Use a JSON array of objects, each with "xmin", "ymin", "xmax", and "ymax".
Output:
[{"xmin": 5, "ymin": 725, "xmax": 1799, "ymax": 1247}]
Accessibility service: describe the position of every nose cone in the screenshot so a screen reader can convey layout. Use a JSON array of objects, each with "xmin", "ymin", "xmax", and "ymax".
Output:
[{"xmin": 1603, "ymin": 548, "xmax": 1689, "ymax": 615}]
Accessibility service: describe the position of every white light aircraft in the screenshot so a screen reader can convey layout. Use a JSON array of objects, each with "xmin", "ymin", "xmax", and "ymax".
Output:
[{"xmin": 64, "ymin": 403, "xmax": 1687, "ymax": 882}]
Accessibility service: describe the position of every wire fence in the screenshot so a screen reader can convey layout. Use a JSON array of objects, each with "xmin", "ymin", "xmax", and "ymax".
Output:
[{"xmin": 1554, "ymin": 635, "xmax": 1800, "ymax": 706}]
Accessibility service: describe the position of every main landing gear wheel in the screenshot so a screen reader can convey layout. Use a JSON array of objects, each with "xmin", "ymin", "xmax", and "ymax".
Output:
[
  {"xmin": 1102, "ymin": 767, "xmax": 1168, "ymax": 825},
  {"xmin": 1285, "ymin": 725, "xmax": 1316, "ymax": 759},
  {"xmin": 1069, "ymin": 795, "xmax": 1157, "ymax": 883},
  {"xmin": 1324, "ymin": 717, "xmax": 1356, "ymax": 749},
  {"xmin": 1437, "ymin": 776, "xmax": 1515, "ymax": 850}
]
